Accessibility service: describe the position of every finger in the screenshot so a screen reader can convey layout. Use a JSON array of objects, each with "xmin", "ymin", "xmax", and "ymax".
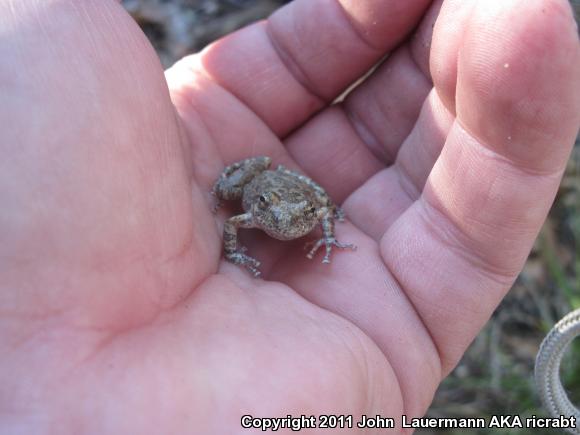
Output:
[
  {"xmin": 170, "ymin": 0, "xmax": 433, "ymax": 137},
  {"xmin": 166, "ymin": 66, "xmax": 290, "ymax": 191},
  {"xmin": 343, "ymin": 90, "xmax": 455, "ymax": 240},
  {"xmin": 382, "ymin": 0, "xmax": 580, "ymax": 373},
  {"xmin": 340, "ymin": 0, "xmax": 442, "ymax": 163},
  {"xmin": 429, "ymin": 0, "xmax": 478, "ymax": 114},
  {"xmin": 282, "ymin": 1, "xmax": 443, "ymax": 205}
]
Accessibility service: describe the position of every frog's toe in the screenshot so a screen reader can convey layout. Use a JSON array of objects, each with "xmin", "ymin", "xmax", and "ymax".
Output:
[
  {"xmin": 242, "ymin": 256, "xmax": 261, "ymax": 277},
  {"xmin": 305, "ymin": 239, "xmax": 325, "ymax": 260},
  {"xmin": 304, "ymin": 239, "xmax": 320, "ymax": 253},
  {"xmin": 211, "ymin": 192, "xmax": 222, "ymax": 213},
  {"xmin": 306, "ymin": 238, "xmax": 356, "ymax": 263},
  {"xmin": 334, "ymin": 240, "xmax": 356, "ymax": 251},
  {"xmin": 225, "ymin": 251, "xmax": 262, "ymax": 277},
  {"xmin": 248, "ymin": 266, "xmax": 262, "ymax": 278},
  {"xmin": 246, "ymin": 260, "xmax": 262, "ymax": 278}
]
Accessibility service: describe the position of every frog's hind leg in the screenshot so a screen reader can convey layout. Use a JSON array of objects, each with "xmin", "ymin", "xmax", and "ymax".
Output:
[
  {"xmin": 333, "ymin": 206, "xmax": 346, "ymax": 222},
  {"xmin": 212, "ymin": 156, "xmax": 272, "ymax": 210},
  {"xmin": 223, "ymin": 212, "xmax": 262, "ymax": 277}
]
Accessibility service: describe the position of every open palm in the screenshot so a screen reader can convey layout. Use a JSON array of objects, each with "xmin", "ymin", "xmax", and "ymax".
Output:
[{"xmin": 2, "ymin": 0, "xmax": 579, "ymax": 433}]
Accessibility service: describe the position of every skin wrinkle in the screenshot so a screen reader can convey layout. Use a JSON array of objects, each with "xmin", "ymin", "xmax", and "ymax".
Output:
[
  {"xmin": 264, "ymin": 21, "xmax": 328, "ymax": 105},
  {"xmin": 155, "ymin": 235, "xmax": 195, "ymax": 304},
  {"xmin": 469, "ymin": 125, "xmax": 571, "ymax": 188},
  {"xmin": 394, "ymin": 161, "xmax": 422, "ymax": 203},
  {"xmin": 379, "ymin": 258, "xmax": 444, "ymax": 412},
  {"xmin": 393, "ymin": 95, "xmax": 451, "ymax": 194},
  {"xmin": 343, "ymin": 45, "xmax": 432, "ymax": 165},
  {"xmin": 340, "ymin": 101, "xmax": 389, "ymax": 164},
  {"xmin": 167, "ymin": 67, "xmax": 225, "ymax": 178},
  {"xmin": 171, "ymin": 106, "xmax": 194, "ymax": 180},
  {"xmin": 347, "ymin": 91, "xmax": 398, "ymax": 164},
  {"xmin": 70, "ymin": 2, "xmax": 108, "ymax": 64},
  {"xmin": 417, "ymin": 195, "xmax": 531, "ymax": 282},
  {"xmin": 408, "ymin": 0, "xmax": 443, "ymax": 79},
  {"xmin": 429, "ymin": 0, "xmax": 477, "ymax": 114},
  {"xmin": 333, "ymin": 0, "xmax": 388, "ymax": 52},
  {"xmin": 2, "ymin": 256, "xmax": 75, "ymax": 319},
  {"xmin": 427, "ymin": 124, "xmax": 566, "ymax": 247},
  {"xmin": 382, "ymin": 250, "xmax": 486, "ymax": 376},
  {"xmin": 408, "ymin": 50, "xmax": 429, "ymax": 84},
  {"xmin": 31, "ymin": 2, "xmax": 54, "ymax": 57},
  {"xmin": 382, "ymin": 234, "xmax": 512, "ymax": 376},
  {"xmin": 348, "ymin": 334, "xmax": 376, "ymax": 422},
  {"xmin": 60, "ymin": 271, "xmax": 221, "ymax": 369},
  {"xmin": 332, "ymin": 106, "xmax": 386, "ymax": 170},
  {"xmin": 5, "ymin": 322, "xmax": 111, "ymax": 395},
  {"xmin": 407, "ymin": 39, "xmax": 433, "ymax": 84},
  {"xmin": 396, "ymin": 45, "xmax": 433, "ymax": 98},
  {"xmin": 329, "ymin": 318, "xmax": 394, "ymax": 420},
  {"xmin": 342, "ymin": 175, "xmax": 392, "ymax": 241},
  {"xmin": 3, "ymin": 313, "xmax": 69, "ymax": 356},
  {"xmin": 328, "ymin": 130, "xmax": 382, "ymax": 184},
  {"xmin": 455, "ymin": 115, "xmax": 571, "ymax": 178}
]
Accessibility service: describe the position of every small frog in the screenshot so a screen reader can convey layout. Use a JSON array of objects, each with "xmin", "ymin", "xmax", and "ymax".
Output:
[{"xmin": 212, "ymin": 156, "xmax": 356, "ymax": 277}]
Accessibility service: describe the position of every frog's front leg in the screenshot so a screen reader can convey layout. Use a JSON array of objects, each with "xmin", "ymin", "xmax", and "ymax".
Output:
[
  {"xmin": 223, "ymin": 213, "xmax": 262, "ymax": 277},
  {"xmin": 306, "ymin": 208, "xmax": 356, "ymax": 264}
]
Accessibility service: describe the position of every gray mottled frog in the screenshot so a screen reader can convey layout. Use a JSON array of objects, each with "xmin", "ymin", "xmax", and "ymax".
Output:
[{"xmin": 212, "ymin": 156, "xmax": 356, "ymax": 277}]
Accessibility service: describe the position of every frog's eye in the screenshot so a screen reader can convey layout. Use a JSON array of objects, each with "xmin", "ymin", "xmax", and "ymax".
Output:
[
  {"xmin": 258, "ymin": 195, "xmax": 269, "ymax": 208},
  {"xmin": 305, "ymin": 206, "xmax": 316, "ymax": 216}
]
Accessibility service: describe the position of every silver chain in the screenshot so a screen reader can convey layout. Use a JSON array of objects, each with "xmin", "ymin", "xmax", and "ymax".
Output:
[{"xmin": 535, "ymin": 308, "xmax": 580, "ymax": 434}]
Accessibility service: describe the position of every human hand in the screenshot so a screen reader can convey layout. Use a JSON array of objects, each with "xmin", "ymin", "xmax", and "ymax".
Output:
[{"xmin": 1, "ymin": 0, "xmax": 578, "ymax": 433}]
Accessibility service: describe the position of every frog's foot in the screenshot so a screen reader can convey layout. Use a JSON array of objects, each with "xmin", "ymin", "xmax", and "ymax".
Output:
[
  {"xmin": 211, "ymin": 190, "xmax": 222, "ymax": 213},
  {"xmin": 305, "ymin": 237, "xmax": 356, "ymax": 264},
  {"xmin": 226, "ymin": 251, "xmax": 262, "ymax": 277},
  {"xmin": 334, "ymin": 207, "xmax": 346, "ymax": 222}
]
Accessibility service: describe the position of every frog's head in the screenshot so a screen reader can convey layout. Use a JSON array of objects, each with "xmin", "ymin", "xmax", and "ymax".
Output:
[{"xmin": 253, "ymin": 192, "xmax": 318, "ymax": 240}]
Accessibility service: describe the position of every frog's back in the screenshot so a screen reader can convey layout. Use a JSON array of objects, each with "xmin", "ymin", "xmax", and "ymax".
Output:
[{"xmin": 242, "ymin": 170, "xmax": 317, "ymax": 211}]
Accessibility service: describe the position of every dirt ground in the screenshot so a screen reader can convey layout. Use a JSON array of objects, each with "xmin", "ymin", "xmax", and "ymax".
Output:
[
  {"xmin": 122, "ymin": 0, "xmax": 290, "ymax": 66},
  {"xmin": 122, "ymin": 1, "xmax": 580, "ymax": 433}
]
